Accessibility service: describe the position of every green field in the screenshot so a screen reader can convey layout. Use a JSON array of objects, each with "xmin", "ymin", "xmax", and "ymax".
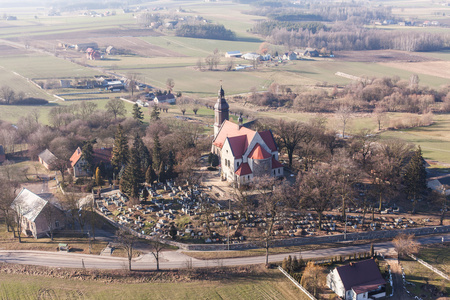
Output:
[{"xmin": 0, "ymin": 269, "xmax": 304, "ymax": 300}]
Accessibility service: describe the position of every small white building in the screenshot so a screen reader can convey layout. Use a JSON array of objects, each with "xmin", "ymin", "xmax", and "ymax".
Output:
[{"xmin": 326, "ymin": 259, "xmax": 386, "ymax": 300}]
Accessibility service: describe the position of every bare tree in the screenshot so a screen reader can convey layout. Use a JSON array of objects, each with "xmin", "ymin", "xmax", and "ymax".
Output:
[
  {"xmin": 252, "ymin": 176, "xmax": 290, "ymax": 266},
  {"xmin": 127, "ymin": 73, "xmax": 138, "ymax": 96},
  {"xmin": 149, "ymin": 235, "xmax": 166, "ymax": 271},
  {"xmin": 0, "ymin": 86, "xmax": 15, "ymax": 104},
  {"xmin": 301, "ymin": 261, "xmax": 325, "ymax": 297},
  {"xmin": 335, "ymin": 104, "xmax": 353, "ymax": 139},
  {"xmin": 106, "ymin": 98, "xmax": 127, "ymax": 120},
  {"xmin": 166, "ymin": 78, "xmax": 175, "ymax": 92},
  {"xmin": 393, "ymin": 233, "xmax": 419, "ymax": 261},
  {"xmin": 116, "ymin": 229, "xmax": 137, "ymax": 271}
]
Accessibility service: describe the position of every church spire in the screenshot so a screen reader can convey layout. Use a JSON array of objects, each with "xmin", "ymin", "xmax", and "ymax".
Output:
[{"xmin": 214, "ymin": 84, "xmax": 229, "ymax": 138}]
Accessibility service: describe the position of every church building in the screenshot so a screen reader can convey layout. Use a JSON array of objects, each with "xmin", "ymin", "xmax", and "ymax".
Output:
[{"xmin": 211, "ymin": 87, "xmax": 283, "ymax": 185}]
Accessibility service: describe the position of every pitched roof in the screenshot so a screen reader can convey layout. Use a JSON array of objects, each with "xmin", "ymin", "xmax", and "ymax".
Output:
[
  {"xmin": 70, "ymin": 147, "xmax": 82, "ymax": 167},
  {"xmin": 259, "ymin": 130, "xmax": 277, "ymax": 152},
  {"xmin": 213, "ymin": 120, "xmax": 256, "ymax": 149},
  {"xmin": 235, "ymin": 163, "xmax": 252, "ymax": 176},
  {"xmin": 336, "ymin": 260, "xmax": 386, "ymax": 294},
  {"xmin": 249, "ymin": 143, "xmax": 271, "ymax": 160},
  {"xmin": 11, "ymin": 188, "xmax": 48, "ymax": 222},
  {"xmin": 93, "ymin": 147, "xmax": 112, "ymax": 164},
  {"xmin": 155, "ymin": 93, "xmax": 175, "ymax": 101},
  {"xmin": 38, "ymin": 149, "xmax": 57, "ymax": 165},
  {"xmin": 227, "ymin": 135, "xmax": 248, "ymax": 159},
  {"xmin": 272, "ymin": 157, "xmax": 283, "ymax": 168}
]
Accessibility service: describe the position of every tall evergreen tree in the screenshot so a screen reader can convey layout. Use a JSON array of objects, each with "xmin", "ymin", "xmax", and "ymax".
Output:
[
  {"xmin": 166, "ymin": 150, "xmax": 176, "ymax": 180},
  {"xmin": 132, "ymin": 104, "xmax": 144, "ymax": 124},
  {"xmin": 81, "ymin": 139, "xmax": 96, "ymax": 175},
  {"xmin": 120, "ymin": 146, "xmax": 144, "ymax": 199},
  {"xmin": 152, "ymin": 134, "xmax": 162, "ymax": 174},
  {"xmin": 111, "ymin": 124, "xmax": 129, "ymax": 173},
  {"xmin": 95, "ymin": 167, "xmax": 104, "ymax": 186},
  {"xmin": 404, "ymin": 146, "xmax": 427, "ymax": 213},
  {"xmin": 150, "ymin": 105, "xmax": 160, "ymax": 121},
  {"xmin": 145, "ymin": 165, "xmax": 157, "ymax": 184},
  {"xmin": 134, "ymin": 134, "xmax": 151, "ymax": 173}
]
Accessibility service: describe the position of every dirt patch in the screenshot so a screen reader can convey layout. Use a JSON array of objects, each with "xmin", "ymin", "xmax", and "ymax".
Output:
[
  {"xmin": 0, "ymin": 44, "xmax": 27, "ymax": 56},
  {"xmin": 380, "ymin": 61, "xmax": 450, "ymax": 80},
  {"xmin": 334, "ymin": 50, "xmax": 435, "ymax": 63}
]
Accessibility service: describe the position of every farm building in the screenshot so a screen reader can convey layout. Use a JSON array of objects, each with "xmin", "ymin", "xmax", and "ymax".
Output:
[
  {"xmin": 211, "ymin": 87, "xmax": 283, "ymax": 186},
  {"xmin": 86, "ymin": 48, "xmax": 101, "ymax": 60},
  {"xmin": 242, "ymin": 53, "xmax": 262, "ymax": 61},
  {"xmin": 75, "ymin": 42, "xmax": 98, "ymax": 51},
  {"xmin": 326, "ymin": 259, "xmax": 386, "ymax": 300},
  {"xmin": 225, "ymin": 51, "xmax": 242, "ymax": 58},
  {"xmin": 106, "ymin": 46, "xmax": 118, "ymax": 55},
  {"xmin": 11, "ymin": 188, "xmax": 66, "ymax": 239},
  {"xmin": 38, "ymin": 149, "xmax": 57, "ymax": 170},
  {"xmin": 70, "ymin": 147, "xmax": 112, "ymax": 177},
  {"xmin": 60, "ymin": 80, "xmax": 72, "ymax": 88},
  {"xmin": 0, "ymin": 145, "xmax": 5, "ymax": 163},
  {"xmin": 154, "ymin": 93, "xmax": 176, "ymax": 104}
]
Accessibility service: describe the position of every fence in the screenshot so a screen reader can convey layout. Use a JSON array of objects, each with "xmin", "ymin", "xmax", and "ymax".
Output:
[
  {"xmin": 278, "ymin": 266, "xmax": 317, "ymax": 300},
  {"xmin": 95, "ymin": 208, "xmax": 450, "ymax": 251},
  {"xmin": 408, "ymin": 254, "xmax": 449, "ymax": 280}
]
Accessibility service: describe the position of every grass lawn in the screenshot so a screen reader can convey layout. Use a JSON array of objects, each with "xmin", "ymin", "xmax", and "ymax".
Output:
[
  {"xmin": 401, "ymin": 257, "xmax": 450, "ymax": 299},
  {"xmin": 416, "ymin": 242, "xmax": 450, "ymax": 274},
  {"xmin": 0, "ymin": 268, "xmax": 304, "ymax": 300}
]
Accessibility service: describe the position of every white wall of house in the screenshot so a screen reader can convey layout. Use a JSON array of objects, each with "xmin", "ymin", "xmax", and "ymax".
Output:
[
  {"xmin": 326, "ymin": 270, "xmax": 346, "ymax": 298},
  {"xmin": 221, "ymin": 139, "xmax": 236, "ymax": 181}
]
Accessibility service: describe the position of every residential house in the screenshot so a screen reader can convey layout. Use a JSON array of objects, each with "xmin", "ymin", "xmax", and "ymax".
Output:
[
  {"xmin": 60, "ymin": 80, "xmax": 72, "ymax": 88},
  {"xmin": 298, "ymin": 48, "xmax": 319, "ymax": 57},
  {"xmin": 154, "ymin": 93, "xmax": 176, "ymax": 104},
  {"xmin": 86, "ymin": 48, "xmax": 101, "ymax": 60},
  {"xmin": 11, "ymin": 188, "xmax": 66, "ymax": 238},
  {"xmin": 70, "ymin": 147, "xmax": 112, "ymax": 177},
  {"xmin": 38, "ymin": 149, "xmax": 57, "ymax": 170},
  {"xmin": 0, "ymin": 145, "xmax": 5, "ymax": 163},
  {"xmin": 225, "ymin": 51, "xmax": 242, "ymax": 58},
  {"xmin": 75, "ymin": 42, "xmax": 98, "ymax": 51},
  {"xmin": 211, "ymin": 87, "xmax": 283, "ymax": 186},
  {"xmin": 283, "ymin": 51, "xmax": 297, "ymax": 61},
  {"xmin": 326, "ymin": 259, "xmax": 386, "ymax": 300}
]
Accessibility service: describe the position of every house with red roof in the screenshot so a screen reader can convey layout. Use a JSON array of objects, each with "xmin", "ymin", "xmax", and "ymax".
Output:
[
  {"xmin": 211, "ymin": 87, "xmax": 283, "ymax": 185},
  {"xmin": 69, "ymin": 147, "xmax": 112, "ymax": 177},
  {"xmin": 326, "ymin": 259, "xmax": 386, "ymax": 300}
]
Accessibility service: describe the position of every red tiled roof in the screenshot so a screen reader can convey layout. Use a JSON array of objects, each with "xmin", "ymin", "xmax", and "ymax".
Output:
[
  {"xmin": 93, "ymin": 148, "xmax": 112, "ymax": 164},
  {"xmin": 336, "ymin": 260, "xmax": 386, "ymax": 294},
  {"xmin": 259, "ymin": 130, "xmax": 277, "ymax": 152},
  {"xmin": 70, "ymin": 147, "xmax": 82, "ymax": 167},
  {"xmin": 227, "ymin": 135, "xmax": 248, "ymax": 159},
  {"xmin": 272, "ymin": 157, "xmax": 283, "ymax": 168},
  {"xmin": 249, "ymin": 143, "xmax": 271, "ymax": 160},
  {"xmin": 235, "ymin": 163, "xmax": 252, "ymax": 176},
  {"xmin": 213, "ymin": 120, "xmax": 256, "ymax": 149}
]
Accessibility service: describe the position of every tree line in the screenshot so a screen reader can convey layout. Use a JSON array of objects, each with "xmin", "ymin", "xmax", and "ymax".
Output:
[
  {"xmin": 175, "ymin": 24, "xmax": 236, "ymax": 41},
  {"xmin": 0, "ymin": 86, "xmax": 48, "ymax": 106}
]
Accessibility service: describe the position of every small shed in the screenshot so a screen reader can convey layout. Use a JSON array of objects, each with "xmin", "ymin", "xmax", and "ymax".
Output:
[{"xmin": 38, "ymin": 149, "xmax": 57, "ymax": 170}]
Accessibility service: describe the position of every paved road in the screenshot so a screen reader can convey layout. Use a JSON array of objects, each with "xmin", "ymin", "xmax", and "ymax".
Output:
[{"xmin": 0, "ymin": 234, "xmax": 448, "ymax": 270}]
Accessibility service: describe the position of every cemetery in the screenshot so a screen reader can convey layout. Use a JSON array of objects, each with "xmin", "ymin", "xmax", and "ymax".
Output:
[{"xmin": 94, "ymin": 180, "xmax": 445, "ymax": 247}]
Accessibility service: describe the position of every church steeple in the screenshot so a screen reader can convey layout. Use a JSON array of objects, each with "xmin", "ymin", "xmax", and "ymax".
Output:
[{"xmin": 214, "ymin": 85, "xmax": 229, "ymax": 138}]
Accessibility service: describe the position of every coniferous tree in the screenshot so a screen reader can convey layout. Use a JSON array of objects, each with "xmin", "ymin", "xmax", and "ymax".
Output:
[
  {"xmin": 81, "ymin": 139, "xmax": 96, "ymax": 175},
  {"xmin": 95, "ymin": 167, "xmax": 104, "ymax": 186},
  {"xmin": 158, "ymin": 161, "xmax": 166, "ymax": 183},
  {"xmin": 166, "ymin": 150, "xmax": 176, "ymax": 180},
  {"xmin": 132, "ymin": 103, "xmax": 144, "ymax": 124},
  {"xmin": 120, "ymin": 146, "xmax": 144, "ymax": 199},
  {"xmin": 152, "ymin": 134, "xmax": 162, "ymax": 173},
  {"xmin": 145, "ymin": 165, "xmax": 157, "ymax": 184},
  {"xmin": 150, "ymin": 105, "xmax": 160, "ymax": 120},
  {"xmin": 404, "ymin": 146, "xmax": 427, "ymax": 213},
  {"xmin": 135, "ymin": 134, "xmax": 151, "ymax": 173},
  {"xmin": 111, "ymin": 124, "xmax": 129, "ymax": 173}
]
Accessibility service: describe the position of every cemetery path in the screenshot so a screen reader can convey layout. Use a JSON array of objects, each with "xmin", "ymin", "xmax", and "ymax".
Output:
[
  {"xmin": 386, "ymin": 259, "xmax": 413, "ymax": 299},
  {"xmin": 0, "ymin": 234, "xmax": 448, "ymax": 270}
]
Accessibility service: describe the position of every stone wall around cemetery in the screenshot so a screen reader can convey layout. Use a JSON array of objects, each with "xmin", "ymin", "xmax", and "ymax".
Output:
[{"xmin": 95, "ymin": 209, "xmax": 450, "ymax": 251}]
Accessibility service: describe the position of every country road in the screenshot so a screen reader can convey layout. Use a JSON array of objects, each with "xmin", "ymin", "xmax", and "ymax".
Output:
[{"xmin": 0, "ymin": 234, "xmax": 448, "ymax": 270}]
